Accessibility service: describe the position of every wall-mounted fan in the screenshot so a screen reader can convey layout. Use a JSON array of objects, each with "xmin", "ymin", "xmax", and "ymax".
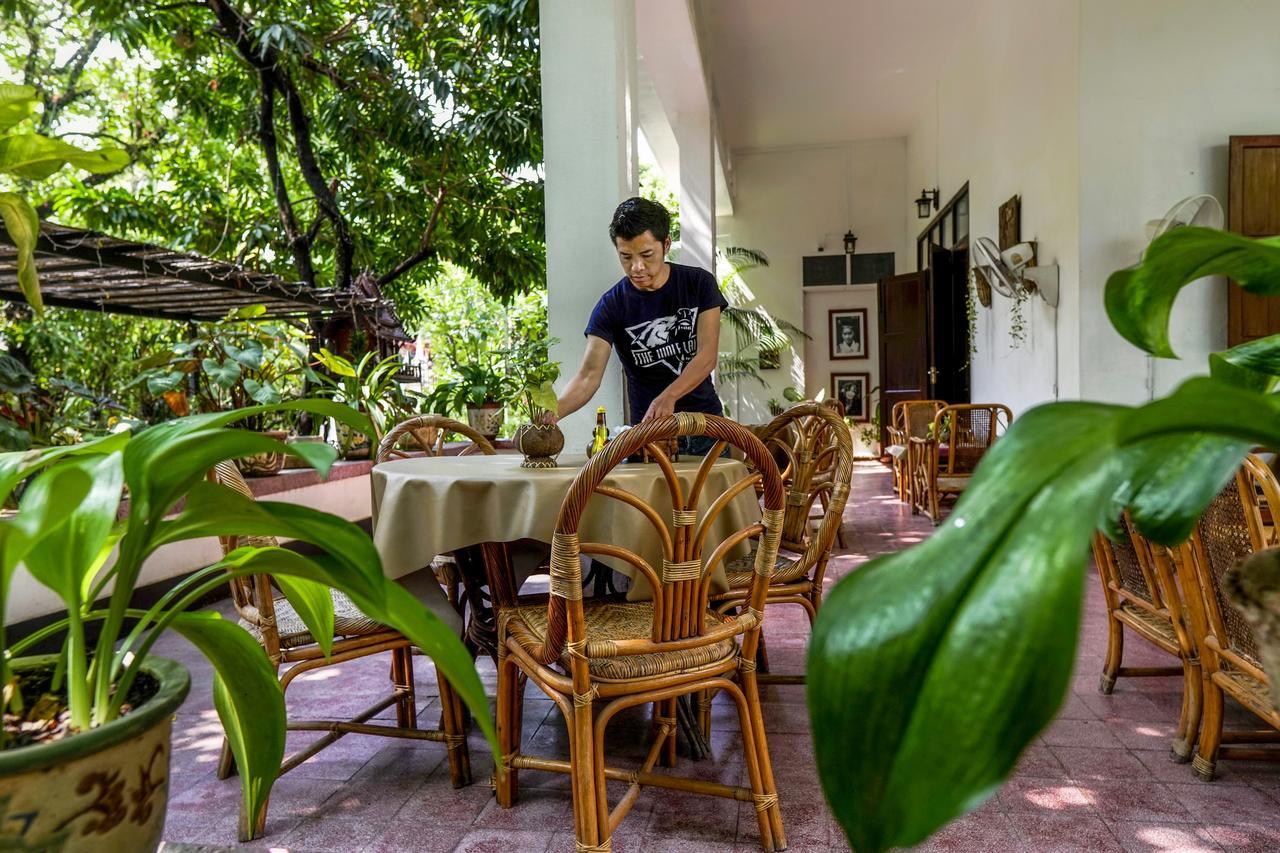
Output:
[
  {"xmin": 971, "ymin": 237, "xmax": 1060, "ymax": 308},
  {"xmin": 1144, "ymin": 194, "xmax": 1224, "ymax": 254}
]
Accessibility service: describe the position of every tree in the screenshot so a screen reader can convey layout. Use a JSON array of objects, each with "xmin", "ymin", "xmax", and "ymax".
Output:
[{"xmin": 1, "ymin": 0, "xmax": 546, "ymax": 330}]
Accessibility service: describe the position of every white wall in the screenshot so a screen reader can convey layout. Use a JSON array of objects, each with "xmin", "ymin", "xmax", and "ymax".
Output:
[
  {"xmin": 716, "ymin": 138, "xmax": 907, "ymax": 424},
  {"xmin": 905, "ymin": 0, "xmax": 1080, "ymax": 417},
  {"xmin": 804, "ymin": 284, "xmax": 880, "ymax": 456},
  {"xmin": 1078, "ymin": 0, "xmax": 1280, "ymax": 403}
]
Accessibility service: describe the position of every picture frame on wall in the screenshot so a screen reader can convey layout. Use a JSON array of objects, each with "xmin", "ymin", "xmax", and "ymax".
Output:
[
  {"xmin": 828, "ymin": 308, "xmax": 868, "ymax": 359},
  {"xmin": 831, "ymin": 372, "xmax": 871, "ymax": 422}
]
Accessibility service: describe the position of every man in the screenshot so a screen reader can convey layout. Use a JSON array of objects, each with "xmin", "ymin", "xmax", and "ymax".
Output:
[{"xmin": 552, "ymin": 197, "xmax": 728, "ymax": 456}]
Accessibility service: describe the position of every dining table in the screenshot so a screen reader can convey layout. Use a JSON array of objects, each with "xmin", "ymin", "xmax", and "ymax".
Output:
[{"xmin": 370, "ymin": 451, "xmax": 762, "ymax": 660}]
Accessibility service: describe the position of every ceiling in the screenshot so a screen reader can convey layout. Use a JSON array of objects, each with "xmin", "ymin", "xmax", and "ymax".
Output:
[{"xmin": 695, "ymin": 0, "xmax": 969, "ymax": 151}]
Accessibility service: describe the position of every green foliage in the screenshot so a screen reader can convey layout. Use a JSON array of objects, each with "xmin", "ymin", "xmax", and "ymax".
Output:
[
  {"xmin": 0, "ymin": 400, "xmax": 494, "ymax": 837},
  {"xmin": 639, "ymin": 161, "xmax": 680, "ymax": 241},
  {"xmin": 310, "ymin": 349, "xmax": 409, "ymax": 447},
  {"xmin": 808, "ymin": 228, "xmax": 1280, "ymax": 852},
  {"xmin": 132, "ymin": 307, "xmax": 310, "ymax": 430},
  {"xmin": 2, "ymin": 0, "xmax": 546, "ymax": 321},
  {"xmin": 0, "ymin": 84, "xmax": 126, "ymax": 312}
]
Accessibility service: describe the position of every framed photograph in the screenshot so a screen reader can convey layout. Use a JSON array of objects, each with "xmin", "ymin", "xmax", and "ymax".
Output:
[
  {"xmin": 831, "ymin": 373, "xmax": 870, "ymax": 422},
  {"xmin": 757, "ymin": 346, "xmax": 782, "ymax": 370},
  {"xmin": 999, "ymin": 195, "xmax": 1021, "ymax": 251},
  {"xmin": 828, "ymin": 308, "xmax": 868, "ymax": 359}
]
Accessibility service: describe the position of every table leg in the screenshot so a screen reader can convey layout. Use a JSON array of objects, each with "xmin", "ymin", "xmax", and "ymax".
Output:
[{"xmin": 452, "ymin": 542, "xmax": 520, "ymax": 665}]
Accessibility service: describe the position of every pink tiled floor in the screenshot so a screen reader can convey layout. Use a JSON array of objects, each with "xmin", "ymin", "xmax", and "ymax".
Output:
[{"xmin": 157, "ymin": 462, "xmax": 1280, "ymax": 851}]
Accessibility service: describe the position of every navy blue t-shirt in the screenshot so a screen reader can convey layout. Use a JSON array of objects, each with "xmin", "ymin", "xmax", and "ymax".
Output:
[{"xmin": 585, "ymin": 263, "xmax": 729, "ymax": 424}]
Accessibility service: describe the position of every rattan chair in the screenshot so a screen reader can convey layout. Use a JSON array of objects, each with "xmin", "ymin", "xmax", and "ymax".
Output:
[
  {"xmin": 377, "ymin": 414, "xmax": 497, "ymax": 619},
  {"xmin": 908, "ymin": 403, "xmax": 1012, "ymax": 525},
  {"xmin": 710, "ymin": 402, "xmax": 853, "ymax": 687},
  {"xmin": 493, "ymin": 413, "xmax": 788, "ymax": 852},
  {"xmin": 1092, "ymin": 513, "xmax": 1201, "ymax": 760},
  {"xmin": 209, "ymin": 461, "xmax": 472, "ymax": 839},
  {"xmin": 886, "ymin": 400, "xmax": 946, "ymax": 502},
  {"xmin": 1179, "ymin": 454, "xmax": 1280, "ymax": 780}
]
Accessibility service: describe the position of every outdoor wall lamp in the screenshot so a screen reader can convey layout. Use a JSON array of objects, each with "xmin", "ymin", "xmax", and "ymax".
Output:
[
  {"xmin": 843, "ymin": 230, "xmax": 858, "ymax": 255},
  {"xmin": 915, "ymin": 188, "xmax": 939, "ymax": 219}
]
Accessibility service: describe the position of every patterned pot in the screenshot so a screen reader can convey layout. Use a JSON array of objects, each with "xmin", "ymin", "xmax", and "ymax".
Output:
[
  {"xmin": 235, "ymin": 429, "xmax": 290, "ymax": 476},
  {"xmin": 284, "ymin": 434, "xmax": 329, "ymax": 469},
  {"xmin": 466, "ymin": 403, "xmax": 505, "ymax": 440},
  {"xmin": 514, "ymin": 423, "xmax": 564, "ymax": 469},
  {"xmin": 0, "ymin": 656, "xmax": 190, "ymax": 852},
  {"xmin": 334, "ymin": 421, "xmax": 371, "ymax": 459}
]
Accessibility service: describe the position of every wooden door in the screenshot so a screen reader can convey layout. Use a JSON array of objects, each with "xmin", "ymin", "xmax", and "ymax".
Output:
[
  {"xmin": 878, "ymin": 272, "xmax": 929, "ymax": 438},
  {"xmin": 1228, "ymin": 135, "xmax": 1280, "ymax": 345},
  {"xmin": 929, "ymin": 245, "xmax": 971, "ymax": 404}
]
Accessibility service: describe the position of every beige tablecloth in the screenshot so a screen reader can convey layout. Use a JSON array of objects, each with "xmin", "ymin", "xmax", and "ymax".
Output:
[{"xmin": 370, "ymin": 453, "xmax": 759, "ymax": 600}]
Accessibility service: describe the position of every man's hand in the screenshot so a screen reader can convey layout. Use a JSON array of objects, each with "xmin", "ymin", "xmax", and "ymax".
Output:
[{"xmin": 642, "ymin": 392, "xmax": 677, "ymax": 421}]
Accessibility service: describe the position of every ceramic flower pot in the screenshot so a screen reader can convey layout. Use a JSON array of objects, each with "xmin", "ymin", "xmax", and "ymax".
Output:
[
  {"xmin": 333, "ymin": 421, "xmax": 371, "ymax": 459},
  {"xmin": 284, "ymin": 434, "xmax": 328, "ymax": 469},
  {"xmin": 466, "ymin": 403, "xmax": 505, "ymax": 440},
  {"xmin": 0, "ymin": 655, "xmax": 190, "ymax": 852},
  {"xmin": 235, "ymin": 429, "xmax": 290, "ymax": 476},
  {"xmin": 514, "ymin": 422, "xmax": 564, "ymax": 469}
]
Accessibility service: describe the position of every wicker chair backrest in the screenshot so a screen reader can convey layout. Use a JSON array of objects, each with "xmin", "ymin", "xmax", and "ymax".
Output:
[
  {"xmin": 901, "ymin": 400, "xmax": 946, "ymax": 440},
  {"xmin": 1093, "ymin": 512, "xmax": 1165, "ymax": 608},
  {"xmin": 1188, "ymin": 456, "xmax": 1280, "ymax": 668},
  {"xmin": 376, "ymin": 414, "xmax": 495, "ymax": 462},
  {"xmin": 209, "ymin": 460, "xmax": 283, "ymax": 653},
  {"xmin": 934, "ymin": 403, "xmax": 1012, "ymax": 476},
  {"xmin": 757, "ymin": 401, "xmax": 855, "ymax": 553},
  {"xmin": 523, "ymin": 414, "xmax": 785, "ymax": 675}
]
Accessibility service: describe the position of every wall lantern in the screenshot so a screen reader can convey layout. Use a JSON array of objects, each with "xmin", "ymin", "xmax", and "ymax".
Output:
[
  {"xmin": 915, "ymin": 188, "xmax": 939, "ymax": 219},
  {"xmin": 843, "ymin": 230, "xmax": 858, "ymax": 255}
]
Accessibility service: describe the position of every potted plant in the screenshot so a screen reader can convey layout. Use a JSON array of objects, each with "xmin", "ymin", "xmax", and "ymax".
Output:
[
  {"xmin": 805, "ymin": 226, "xmax": 1280, "ymax": 852},
  {"xmin": 310, "ymin": 348, "xmax": 410, "ymax": 458},
  {"xmin": 0, "ymin": 400, "xmax": 495, "ymax": 847},
  {"xmin": 420, "ymin": 358, "xmax": 512, "ymax": 440},
  {"xmin": 133, "ymin": 306, "xmax": 309, "ymax": 475}
]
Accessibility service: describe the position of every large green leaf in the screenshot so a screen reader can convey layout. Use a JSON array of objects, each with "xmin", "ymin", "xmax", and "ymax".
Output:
[
  {"xmin": 1105, "ymin": 228, "xmax": 1280, "ymax": 357},
  {"xmin": 0, "ymin": 85, "xmax": 37, "ymax": 133},
  {"xmin": 810, "ymin": 379, "xmax": 1280, "ymax": 852},
  {"xmin": 21, "ymin": 454, "xmax": 123, "ymax": 607},
  {"xmin": 0, "ymin": 431, "xmax": 129, "ymax": 510},
  {"xmin": 0, "ymin": 192, "xmax": 41, "ymax": 313},
  {"xmin": 0, "ymin": 132, "xmax": 129, "ymax": 180},
  {"xmin": 169, "ymin": 612, "xmax": 285, "ymax": 840}
]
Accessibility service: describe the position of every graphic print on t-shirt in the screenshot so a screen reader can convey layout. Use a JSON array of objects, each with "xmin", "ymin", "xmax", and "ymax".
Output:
[{"xmin": 624, "ymin": 307, "xmax": 698, "ymax": 375}]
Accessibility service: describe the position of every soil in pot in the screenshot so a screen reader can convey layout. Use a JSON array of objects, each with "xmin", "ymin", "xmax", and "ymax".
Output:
[{"xmin": 3, "ymin": 665, "xmax": 158, "ymax": 748}]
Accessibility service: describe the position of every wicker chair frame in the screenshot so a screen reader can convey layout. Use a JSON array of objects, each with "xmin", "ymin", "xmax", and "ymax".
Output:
[
  {"xmin": 710, "ymin": 402, "xmax": 854, "ymax": 688},
  {"xmin": 908, "ymin": 403, "xmax": 1012, "ymax": 524},
  {"xmin": 1092, "ymin": 513, "xmax": 1201, "ymax": 760},
  {"xmin": 1179, "ymin": 454, "xmax": 1280, "ymax": 780},
  {"xmin": 886, "ymin": 400, "xmax": 946, "ymax": 502},
  {"xmin": 209, "ymin": 460, "xmax": 472, "ymax": 840},
  {"xmin": 494, "ymin": 413, "xmax": 788, "ymax": 852}
]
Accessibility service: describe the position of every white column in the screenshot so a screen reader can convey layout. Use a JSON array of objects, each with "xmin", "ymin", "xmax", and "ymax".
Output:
[
  {"xmin": 674, "ymin": 109, "xmax": 716, "ymax": 273},
  {"xmin": 541, "ymin": 0, "xmax": 638, "ymax": 448}
]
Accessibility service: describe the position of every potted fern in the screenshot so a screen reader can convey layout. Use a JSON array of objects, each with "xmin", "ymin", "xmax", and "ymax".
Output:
[{"xmin": 0, "ymin": 401, "xmax": 495, "ymax": 847}]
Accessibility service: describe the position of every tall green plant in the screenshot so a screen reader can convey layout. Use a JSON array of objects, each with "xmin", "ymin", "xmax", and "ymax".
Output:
[
  {"xmin": 807, "ymin": 227, "xmax": 1280, "ymax": 852},
  {"xmin": 0, "ymin": 400, "xmax": 495, "ymax": 841},
  {"xmin": 0, "ymin": 83, "xmax": 126, "ymax": 313}
]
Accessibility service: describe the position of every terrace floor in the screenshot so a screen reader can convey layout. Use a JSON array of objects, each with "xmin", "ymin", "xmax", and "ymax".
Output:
[{"xmin": 158, "ymin": 462, "xmax": 1280, "ymax": 852}]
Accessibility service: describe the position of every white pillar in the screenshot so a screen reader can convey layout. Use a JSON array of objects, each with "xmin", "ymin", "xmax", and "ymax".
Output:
[
  {"xmin": 541, "ymin": 0, "xmax": 638, "ymax": 448},
  {"xmin": 674, "ymin": 109, "xmax": 716, "ymax": 273}
]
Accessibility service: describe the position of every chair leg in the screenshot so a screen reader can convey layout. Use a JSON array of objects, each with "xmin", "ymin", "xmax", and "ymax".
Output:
[
  {"xmin": 216, "ymin": 737, "xmax": 236, "ymax": 779},
  {"xmin": 659, "ymin": 697, "xmax": 678, "ymax": 767},
  {"xmin": 391, "ymin": 646, "xmax": 417, "ymax": 729},
  {"xmin": 570, "ymin": 695, "xmax": 603, "ymax": 850},
  {"xmin": 437, "ymin": 674, "xmax": 472, "ymax": 788},
  {"xmin": 1172, "ymin": 656, "xmax": 1202, "ymax": 763},
  {"xmin": 495, "ymin": 652, "xmax": 521, "ymax": 807},
  {"xmin": 1193, "ymin": 676, "xmax": 1223, "ymax": 781},
  {"xmin": 1099, "ymin": 616, "xmax": 1123, "ymax": 695},
  {"xmin": 736, "ymin": 671, "xmax": 786, "ymax": 851}
]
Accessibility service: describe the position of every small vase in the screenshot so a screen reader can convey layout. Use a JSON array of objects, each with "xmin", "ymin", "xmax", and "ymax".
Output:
[
  {"xmin": 514, "ymin": 422, "xmax": 564, "ymax": 468},
  {"xmin": 236, "ymin": 429, "xmax": 290, "ymax": 476},
  {"xmin": 467, "ymin": 403, "xmax": 505, "ymax": 440}
]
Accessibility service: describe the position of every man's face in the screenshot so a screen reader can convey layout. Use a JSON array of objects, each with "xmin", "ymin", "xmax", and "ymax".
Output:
[{"xmin": 614, "ymin": 231, "xmax": 670, "ymax": 291}]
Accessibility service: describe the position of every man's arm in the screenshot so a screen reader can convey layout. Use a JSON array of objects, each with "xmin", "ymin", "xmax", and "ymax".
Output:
[
  {"xmin": 551, "ymin": 335, "xmax": 613, "ymax": 422},
  {"xmin": 641, "ymin": 307, "xmax": 721, "ymax": 421}
]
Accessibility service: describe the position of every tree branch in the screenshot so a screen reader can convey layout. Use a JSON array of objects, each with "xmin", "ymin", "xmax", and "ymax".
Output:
[
  {"xmin": 377, "ymin": 188, "xmax": 446, "ymax": 287},
  {"xmin": 258, "ymin": 78, "xmax": 315, "ymax": 286}
]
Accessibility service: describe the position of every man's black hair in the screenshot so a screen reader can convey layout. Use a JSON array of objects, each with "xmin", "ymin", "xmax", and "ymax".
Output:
[{"xmin": 608, "ymin": 197, "xmax": 670, "ymax": 243}]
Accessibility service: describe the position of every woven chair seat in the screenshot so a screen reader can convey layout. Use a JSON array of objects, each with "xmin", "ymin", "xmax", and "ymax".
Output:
[
  {"xmin": 1218, "ymin": 667, "xmax": 1280, "ymax": 725},
  {"xmin": 937, "ymin": 475, "xmax": 970, "ymax": 491},
  {"xmin": 502, "ymin": 601, "xmax": 737, "ymax": 682},
  {"xmin": 1117, "ymin": 601, "xmax": 1178, "ymax": 646},
  {"xmin": 240, "ymin": 568, "xmax": 463, "ymax": 649},
  {"xmin": 724, "ymin": 545, "xmax": 804, "ymax": 588}
]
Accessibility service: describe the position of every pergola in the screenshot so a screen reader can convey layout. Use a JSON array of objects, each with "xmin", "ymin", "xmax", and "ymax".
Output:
[{"xmin": 0, "ymin": 221, "xmax": 397, "ymax": 324}]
